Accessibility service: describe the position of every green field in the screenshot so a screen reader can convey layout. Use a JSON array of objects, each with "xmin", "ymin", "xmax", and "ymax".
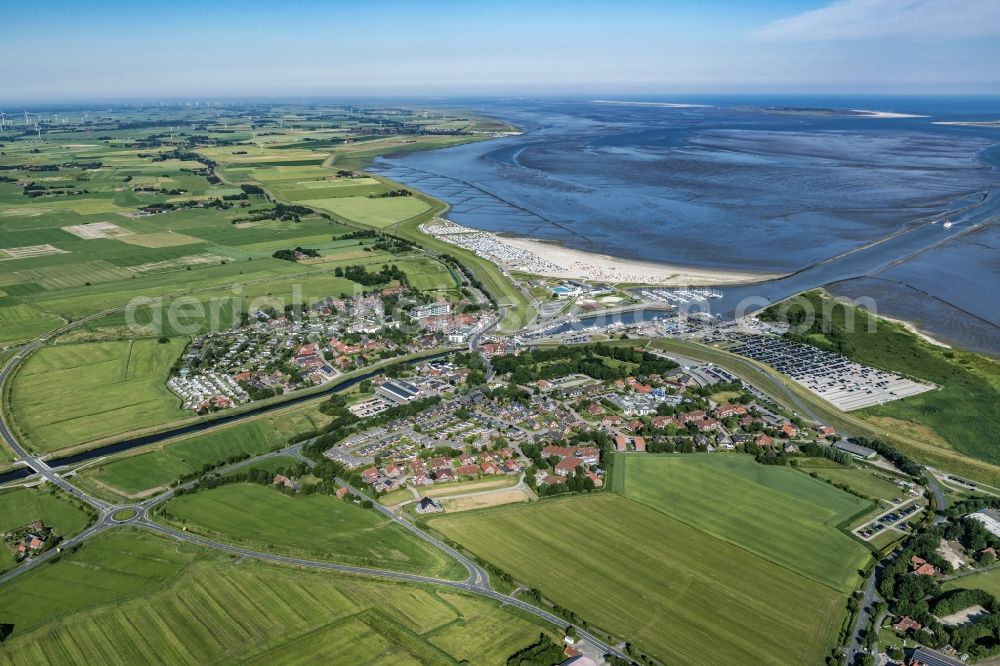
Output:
[
  {"xmin": 221, "ymin": 455, "xmax": 304, "ymax": 478},
  {"xmin": 78, "ymin": 420, "xmax": 282, "ymax": 499},
  {"xmin": 298, "ymin": 195, "xmax": 430, "ymax": 228},
  {"xmin": 430, "ymin": 492, "xmax": 847, "ymax": 665},
  {"xmin": 796, "ymin": 460, "xmax": 906, "ymax": 502},
  {"xmin": 942, "ymin": 567, "xmax": 1000, "ymax": 598},
  {"xmin": 0, "ymin": 530, "xmax": 555, "ymax": 664},
  {"xmin": 0, "ymin": 486, "xmax": 95, "ymax": 573},
  {"xmin": 162, "ymin": 482, "xmax": 463, "ymax": 578},
  {"xmin": 9, "ymin": 338, "xmax": 187, "ymax": 453},
  {"xmin": 622, "ymin": 455, "xmax": 872, "ymax": 593},
  {"xmin": 0, "ymin": 303, "xmax": 64, "ymax": 346}
]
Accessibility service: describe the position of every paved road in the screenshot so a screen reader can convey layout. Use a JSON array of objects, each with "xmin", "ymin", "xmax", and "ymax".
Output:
[
  {"xmin": 925, "ymin": 474, "xmax": 949, "ymax": 524},
  {"xmin": 846, "ymin": 566, "xmax": 881, "ymax": 665},
  {"xmin": 469, "ymin": 304, "xmax": 504, "ymax": 381},
  {"xmin": 337, "ymin": 479, "xmax": 493, "ymax": 591}
]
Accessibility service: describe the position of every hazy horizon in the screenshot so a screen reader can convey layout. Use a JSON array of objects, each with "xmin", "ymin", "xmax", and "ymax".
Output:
[{"xmin": 4, "ymin": 0, "xmax": 1000, "ymax": 102}]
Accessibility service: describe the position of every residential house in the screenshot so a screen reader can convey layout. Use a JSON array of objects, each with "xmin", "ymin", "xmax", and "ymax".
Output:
[
  {"xmin": 892, "ymin": 616, "xmax": 922, "ymax": 633},
  {"xmin": 555, "ymin": 457, "xmax": 583, "ymax": 476},
  {"xmin": 456, "ymin": 464, "xmax": 480, "ymax": 478}
]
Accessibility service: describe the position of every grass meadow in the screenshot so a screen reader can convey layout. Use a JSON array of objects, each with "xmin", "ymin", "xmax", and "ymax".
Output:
[
  {"xmin": 162, "ymin": 482, "xmax": 464, "ymax": 579},
  {"xmin": 942, "ymin": 567, "xmax": 1000, "ymax": 598},
  {"xmin": 78, "ymin": 420, "xmax": 282, "ymax": 499},
  {"xmin": 298, "ymin": 195, "xmax": 430, "ymax": 228},
  {"xmin": 622, "ymin": 454, "xmax": 872, "ymax": 593},
  {"xmin": 0, "ymin": 530, "xmax": 553, "ymax": 665},
  {"xmin": 429, "ymin": 492, "xmax": 846, "ymax": 665},
  {"xmin": 794, "ymin": 459, "xmax": 907, "ymax": 502},
  {"xmin": 9, "ymin": 338, "xmax": 187, "ymax": 453}
]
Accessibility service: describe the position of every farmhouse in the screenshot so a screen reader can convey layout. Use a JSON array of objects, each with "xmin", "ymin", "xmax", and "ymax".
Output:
[
  {"xmin": 272, "ymin": 474, "xmax": 298, "ymax": 491},
  {"xmin": 910, "ymin": 556, "xmax": 938, "ymax": 577}
]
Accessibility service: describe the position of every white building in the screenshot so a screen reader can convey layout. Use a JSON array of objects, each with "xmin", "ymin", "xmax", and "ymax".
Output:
[{"xmin": 968, "ymin": 510, "xmax": 1000, "ymax": 538}]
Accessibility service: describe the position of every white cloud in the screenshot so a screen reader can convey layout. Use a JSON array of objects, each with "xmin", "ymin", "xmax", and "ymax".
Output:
[{"xmin": 755, "ymin": 0, "xmax": 1000, "ymax": 40}]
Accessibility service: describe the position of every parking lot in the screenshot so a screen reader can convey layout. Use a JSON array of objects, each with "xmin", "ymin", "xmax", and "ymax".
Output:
[
  {"xmin": 728, "ymin": 334, "xmax": 934, "ymax": 410},
  {"xmin": 855, "ymin": 501, "xmax": 924, "ymax": 541}
]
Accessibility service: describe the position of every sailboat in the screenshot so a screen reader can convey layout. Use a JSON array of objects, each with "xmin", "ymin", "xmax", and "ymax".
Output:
[{"xmin": 943, "ymin": 219, "xmax": 953, "ymax": 229}]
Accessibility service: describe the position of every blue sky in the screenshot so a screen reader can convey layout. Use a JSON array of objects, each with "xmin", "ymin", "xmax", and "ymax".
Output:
[{"xmin": 4, "ymin": 0, "xmax": 1000, "ymax": 100}]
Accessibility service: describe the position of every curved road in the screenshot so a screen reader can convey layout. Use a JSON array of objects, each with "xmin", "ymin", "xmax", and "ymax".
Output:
[{"xmin": 0, "ymin": 426, "xmax": 628, "ymax": 660}]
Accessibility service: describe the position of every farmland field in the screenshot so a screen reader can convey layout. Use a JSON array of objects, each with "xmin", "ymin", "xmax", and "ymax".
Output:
[
  {"xmin": 622, "ymin": 455, "xmax": 872, "ymax": 593},
  {"xmin": 430, "ymin": 493, "xmax": 846, "ymax": 665},
  {"xmin": 299, "ymin": 195, "xmax": 431, "ymax": 228},
  {"xmin": 161, "ymin": 482, "xmax": 464, "ymax": 579},
  {"xmin": 795, "ymin": 460, "xmax": 907, "ymax": 502},
  {"xmin": 77, "ymin": 420, "xmax": 283, "ymax": 499},
  {"xmin": 0, "ymin": 530, "xmax": 555, "ymax": 664},
  {"xmin": 0, "ymin": 303, "xmax": 63, "ymax": 345},
  {"xmin": 942, "ymin": 567, "xmax": 1000, "ymax": 598},
  {"xmin": 9, "ymin": 338, "xmax": 187, "ymax": 453}
]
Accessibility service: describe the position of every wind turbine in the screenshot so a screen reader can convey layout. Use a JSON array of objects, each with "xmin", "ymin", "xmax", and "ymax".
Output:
[
  {"xmin": 24, "ymin": 110, "xmax": 29, "ymax": 127},
  {"xmin": 33, "ymin": 123, "xmax": 41, "ymax": 139},
  {"xmin": 0, "ymin": 109, "xmax": 6, "ymax": 130}
]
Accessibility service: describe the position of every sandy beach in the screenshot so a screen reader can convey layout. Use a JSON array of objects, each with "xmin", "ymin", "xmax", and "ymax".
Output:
[
  {"xmin": 421, "ymin": 218, "xmax": 784, "ymax": 285},
  {"xmin": 880, "ymin": 315, "xmax": 952, "ymax": 349},
  {"xmin": 850, "ymin": 109, "xmax": 928, "ymax": 119},
  {"xmin": 501, "ymin": 235, "xmax": 784, "ymax": 285},
  {"xmin": 592, "ymin": 99, "xmax": 713, "ymax": 109}
]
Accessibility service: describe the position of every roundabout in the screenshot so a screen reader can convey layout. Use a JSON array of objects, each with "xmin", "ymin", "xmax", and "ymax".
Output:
[{"xmin": 110, "ymin": 508, "xmax": 139, "ymax": 523}]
